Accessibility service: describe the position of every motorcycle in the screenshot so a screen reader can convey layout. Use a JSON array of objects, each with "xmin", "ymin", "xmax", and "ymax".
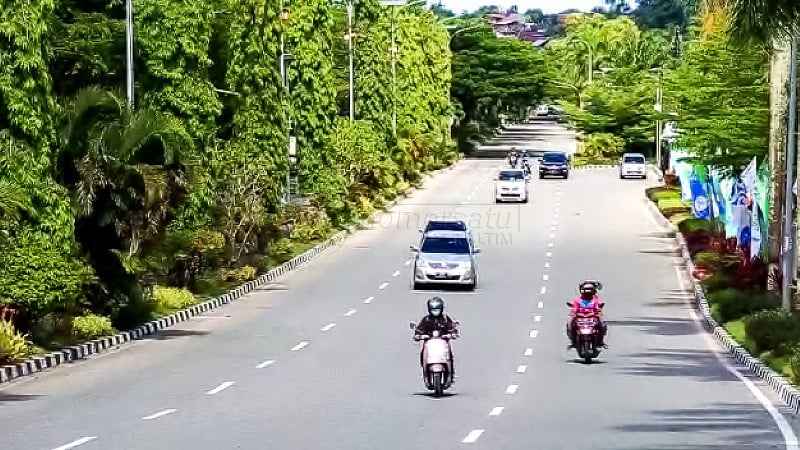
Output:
[
  {"xmin": 566, "ymin": 302, "xmax": 605, "ymax": 363},
  {"xmin": 409, "ymin": 322, "xmax": 458, "ymax": 397}
]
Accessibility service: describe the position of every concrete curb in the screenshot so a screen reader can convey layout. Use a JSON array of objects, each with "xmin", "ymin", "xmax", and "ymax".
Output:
[
  {"xmin": 573, "ymin": 164, "xmax": 614, "ymax": 171},
  {"xmin": 643, "ymin": 173, "xmax": 800, "ymax": 413},
  {"xmin": 0, "ymin": 161, "xmax": 462, "ymax": 386}
]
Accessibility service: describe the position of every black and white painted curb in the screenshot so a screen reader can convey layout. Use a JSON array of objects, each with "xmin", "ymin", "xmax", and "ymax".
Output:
[
  {"xmin": 573, "ymin": 164, "xmax": 615, "ymax": 171},
  {"xmin": 0, "ymin": 162, "xmax": 461, "ymax": 386},
  {"xmin": 644, "ymin": 166, "xmax": 800, "ymax": 413}
]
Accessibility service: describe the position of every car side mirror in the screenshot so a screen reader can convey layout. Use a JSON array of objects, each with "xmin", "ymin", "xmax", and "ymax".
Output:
[
  {"xmin": 409, "ymin": 322, "xmax": 416, "ymax": 330},
  {"xmin": 418, "ymin": 229, "xmax": 423, "ymax": 233},
  {"xmin": 473, "ymin": 248, "xmax": 482, "ymax": 254},
  {"xmin": 566, "ymin": 302, "xmax": 572, "ymax": 307},
  {"xmin": 599, "ymin": 303, "xmax": 605, "ymax": 308},
  {"xmin": 410, "ymin": 245, "xmax": 419, "ymax": 252}
]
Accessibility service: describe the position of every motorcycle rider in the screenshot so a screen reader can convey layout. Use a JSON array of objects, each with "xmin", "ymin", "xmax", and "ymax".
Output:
[
  {"xmin": 508, "ymin": 148, "xmax": 518, "ymax": 167},
  {"xmin": 414, "ymin": 297, "xmax": 459, "ymax": 382},
  {"xmin": 566, "ymin": 281, "xmax": 607, "ymax": 348}
]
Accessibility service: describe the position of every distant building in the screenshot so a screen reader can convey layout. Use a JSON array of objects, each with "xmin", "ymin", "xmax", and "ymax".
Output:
[{"xmin": 486, "ymin": 10, "xmax": 551, "ymax": 46}]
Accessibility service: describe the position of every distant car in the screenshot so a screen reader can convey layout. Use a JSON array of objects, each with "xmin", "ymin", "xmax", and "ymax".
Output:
[
  {"xmin": 419, "ymin": 219, "xmax": 474, "ymax": 248},
  {"xmin": 494, "ymin": 169, "xmax": 529, "ymax": 203},
  {"xmin": 619, "ymin": 153, "xmax": 647, "ymax": 179},
  {"xmin": 539, "ymin": 151, "xmax": 570, "ymax": 179},
  {"xmin": 411, "ymin": 230, "xmax": 481, "ymax": 290},
  {"xmin": 535, "ymin": 105, "xmax": 550, "ymax": 116}
]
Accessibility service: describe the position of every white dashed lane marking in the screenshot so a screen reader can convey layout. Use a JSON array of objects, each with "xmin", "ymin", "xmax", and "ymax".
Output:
[
  {"xmin": 52, "ymin": 437, "xmax": 97, "ymax": 450},
  {"xmin": 344, "ymin": 309, "xmax": 357, "ymax": 317},
  {"xmin": 546, "ymin": 252, "xmax": 552, "ymax": 258},
  {"xmin": 540, "ymin": 286, "xmax": 547, "ymax": 294},
  {"xmin": 534, "ymin": 315, "xmax": 541, "ymax": 322},
  {"xmin": 549, "ymin": 233, "xmax": 555, "ymax": 238},
  {"xmin": 462, "ymin": 430, "xmax": 485, "ymax": 444},
  {"xmin": 548, "ymin": 242, "xmax": 554, "ymax": 247},
  {"xmin": 256, "ymin": 360, "xmax": 275, "ymax": 369},
  {"xmin": 544, "ymin": 262, "xmax": 550, "ymax": 268},
  {"xmin": 505, "ymin": 384, "xmax": 518, "ymax": 394},
  {"xmin": 517, "ymin": 365, "xmax": 527, "ymax": 373},
  {"xmin": 291, "ymin": 341, "xmax": 309, "ymax": 351},
  {"xmin": 529, "ymin": 330, "xmax": 539, "ymax": 338},
  {"xmin": 142, "ymin": 409, "xmax": 177, "ymax": 420},
  {"xmin": 524, "ymin": 348, "xmax": 534, "ymax": 356},
  {"xmin": 542, "ymin": 275, "xmax": 549, "ymax": 281},
  {"xmin": 404, "ymin": 260, "xmax": 411, "ymax": 266},
  {"xmin": 538, "ymin": 301, "xmax": 544, "ymax": 308},
  {"xmin": 364, "ymin": 296, "xmax": 374, "ymax": 304},
  {"xmin": 206, "ymin": 381, "xmax": 235, "ymax": 395},
  {"xmin": 321, "ymin": 323, "xmax": 336, "ymax": 332},
  {"xmin": 489, "ymin": 407, "xmax": 505, "ymax": 416},
  {"xmin": 379, "ymin": 282, "xmax": 389, "ymax": 290},
  {"xmin": 392, "ymin": 271, "xmax": 400, "ymax": 277}
]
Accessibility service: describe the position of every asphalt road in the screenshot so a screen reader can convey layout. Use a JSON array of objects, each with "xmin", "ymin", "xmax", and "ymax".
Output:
[{"xmin": 2, "ymin": 150, "xmax": 800, "ymax": 449}]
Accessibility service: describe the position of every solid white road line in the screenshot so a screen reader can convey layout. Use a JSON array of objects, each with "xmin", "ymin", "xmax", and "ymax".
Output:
[
  {"xmin": 673, "ymin": 267, "xmax": 799, "ymax": 450},
  {"xmin": 529, "ymin": 330, "xmax": 539, "ymax": 338},
  {"xmin": 379, "ymin": 282, "xmax": 389, "ymax": 290},
  {"xmin": 206, "ymin": 381, "xmax": 235, "ymax": 395},
  {"xmin": 489, "ymin": 407, "xmax": 505, "ymax": 416},
  {"xmin": 344, "ymin": 309, "xmax": 357, "ymax": 317},
  {"xmin": 524, "ymin": 348, "xmax": 534, "ymax": 356},
  {"xmin": 392, "ymin": 270, "xmax": 400, "ymax": 277},
  {"xmin": 534, "ymin": 315, "xmax": 541, "ymax": 322},
  {"xmin": 543, "ymin": 274, "xmax": 549, "ymax": 281},
  {"xmin": 537, "ymin": 301, "xmax": 544, "ymax": 309},
  {"xmin": 505, "ymin": 384, "xmax": 518, "ymax": 394},
  {"xmin": 52, "ymin": 437, "xmax": 97, "ymax": 450},
  {"xmin": 462, "ymin": 430, "xmax": 485, "ymax": 444},
  {"xmin": 540, "ymin": 286, "xmax": 547, "ymax": 294},
  {"xmin": 321, "ymin": 323, "xmax": 337, "ymax": 332},
  {"xmin": 364, "ymin": 296, "xmax": 375, "ymax": 304},
  {"xmin": 291, "ymin": 341, "xmax": 309, "ymax": 351},
  {"xmin": 256, "ymin": 360, "xmax": 275, "ymax": 369},
  {"xmin": 142, "ymin": 409, "xmax": 177, "ymax": 420},
  {"xmin": 517, "ymin": 365, "xmax": 528, "ymax": 373}
]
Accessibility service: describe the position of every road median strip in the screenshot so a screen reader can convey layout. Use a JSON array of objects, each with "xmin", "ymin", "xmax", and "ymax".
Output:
[
  {"xmin": 0, "ymin": 163, "xmax": 462, "ymax": 386},
  {"xmin": 644, "ymin": 165, "xmax": 800, "ymax": 414}
]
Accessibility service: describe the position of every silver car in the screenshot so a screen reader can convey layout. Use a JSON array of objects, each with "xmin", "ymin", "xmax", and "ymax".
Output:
[{"xmin": 410, "ymin": 230, "xmax": 481, "ymax": 290}]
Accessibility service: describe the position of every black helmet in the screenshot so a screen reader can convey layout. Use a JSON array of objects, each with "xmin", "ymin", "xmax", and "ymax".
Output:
[
  {"xmin": 579, "ymin": 281, "xmax": 597, "ymax": 298},
  {"xmin": 427, "ymin": 296, "xmax": 445, "ymax": 317}
]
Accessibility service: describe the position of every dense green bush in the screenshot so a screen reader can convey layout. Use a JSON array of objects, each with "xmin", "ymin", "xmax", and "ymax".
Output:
[
  {"xmin": 153, "ymin": 286, "xmax": 197, "ymax": 311},
  {"xmin": 0, "ymin": 321, "xmax": 32, "ymax": 365},
  {"xmin": 72, "ymin": 314, "xmax": 115, "ymax": 340},
  {"xmin": 790, "ymin": 345, "xmax": 800, "ymax": 384},
  {"xmin": 678, "ymin": 218, "xmax": 710, "ymax": 233},
  {"xmin": 267, "ymin": 239, "xmax": 295, "ymax": 264},
  {"xmin": 226, "ymin": 266, "xmax": 257, "ymax": 283},
  {"xmin": 707, "ymin": 289, "xmax": 779, "ymax": 323},
  {"xmin": 648, "ymin": 189, "xmax": 682, "ymax": 203},
  {"xmin": 744, "ymin": 309, "xmax": 800, "ymax": 355},
  {"xmin": 581, "ymin": 133, "xmax": 625, "ymax": 158}
]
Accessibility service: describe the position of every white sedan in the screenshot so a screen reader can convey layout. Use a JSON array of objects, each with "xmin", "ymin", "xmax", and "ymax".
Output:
[{"xmin": 495, "ymin": 169, "xmax": 529, "ymax": 203}]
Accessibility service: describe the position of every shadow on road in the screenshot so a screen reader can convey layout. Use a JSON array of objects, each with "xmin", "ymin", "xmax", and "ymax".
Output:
[
  {"xmin": 616, "ymin": 348, "xmax": 738, "ymax": 383},
  {"xmin": 143, "ymin": 329, "xmax": 211, "ymax": 340},
  {"xmin": 606, "ymin": 316, "xmax": 698, "ymax": 337},
  {"xmin": 412, "ymin": 391, "xmax": 459, "ymax": 399},
  {"xmin": 609, "ymin": 402, "xmax": 784, "ymax": 449},
  {"xmin": 0, "ymin": 392, "xmax": 42, "ymax": 403}
]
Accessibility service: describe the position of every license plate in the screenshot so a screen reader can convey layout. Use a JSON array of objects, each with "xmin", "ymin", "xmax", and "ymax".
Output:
[{"xmin": 579, "ymin": 328, "xmax": 593, "ymax": 335}]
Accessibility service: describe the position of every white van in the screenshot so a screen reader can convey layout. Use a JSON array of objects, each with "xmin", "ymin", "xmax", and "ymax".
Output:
[{"xmin": 619, "ymin": 153, "xmax": 647, "ymax": 179}]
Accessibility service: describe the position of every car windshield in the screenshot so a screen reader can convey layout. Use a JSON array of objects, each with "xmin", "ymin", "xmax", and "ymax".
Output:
[
  {"xmin": 543, "ymin": 154, "xmax": 566, "ymax": 163},
  {"xmin": 498, "ymin": 171, "xmax": 524, "ymax": 181},
  {"xmin": 421, "ymin": 237, "xmax": 470, "ymax": 254},
  {"xmin": 624, "ymin": 155, "xmax": 645, "ymax": 164},
  {"xmin": 425, "ymin": 221, "xmax": 465, "ymax": 232}
]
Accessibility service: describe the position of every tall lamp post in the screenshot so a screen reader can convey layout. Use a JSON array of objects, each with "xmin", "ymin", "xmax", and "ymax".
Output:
[
  {"xmin": 280, "ymin": 5, "xmax": 297, "ymax": 203},
  {"xmin": 345, "ymin": 0, "xmax": 355, "ymax": 121},
  {"xmin": 379, "ymin": 0, "xmax": 426, "ymax": 138},
  {"xmin": 782, "ymin": 35, "xmax": 798, "ymax": 311},
  {"xmin": 648, "ymin": 68, "xmax": 664, "ymax": 171},
  {"xmin": 125, "ymin": 0, "xmax": 134, "ymax": 108}
]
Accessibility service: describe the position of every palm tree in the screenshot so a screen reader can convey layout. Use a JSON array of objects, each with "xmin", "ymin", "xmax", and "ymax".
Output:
[
  {"xmin": 57, "ymin": 88, "xmax": 193, "ymax": 297},
  {"xmin": 702, "ymin": 0, "xmax": 800, "ymax": 306}
]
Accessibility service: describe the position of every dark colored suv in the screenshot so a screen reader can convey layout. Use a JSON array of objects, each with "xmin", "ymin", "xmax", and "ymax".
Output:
[{"xmin": 539, "ymin": 152, "xmax": 569, "ymax": 179}]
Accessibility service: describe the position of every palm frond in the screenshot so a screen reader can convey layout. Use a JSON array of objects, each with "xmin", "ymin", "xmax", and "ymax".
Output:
[{"xmin": 724, "ymin": 0, "xmax": 800, "ymax": 42}]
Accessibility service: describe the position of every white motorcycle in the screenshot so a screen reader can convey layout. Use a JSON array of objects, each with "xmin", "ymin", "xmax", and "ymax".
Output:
[{"xmin": 410, "ymin": 322, "xmax": 458, "ymax": 397}]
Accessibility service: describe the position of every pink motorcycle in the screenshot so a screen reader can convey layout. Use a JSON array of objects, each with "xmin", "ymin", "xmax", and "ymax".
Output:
[
  {"xmin": 566, "ymin": 303, "xmax": 605, "ymax": 363},
  {"xmin": 409, "ymin": 322, "xmax": 458, "ymax": 397}
]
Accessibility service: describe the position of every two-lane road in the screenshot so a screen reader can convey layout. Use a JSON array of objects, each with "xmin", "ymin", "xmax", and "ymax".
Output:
[{"xmin": 1, "ymin": 159, "xmax": 799, "ymax": 450}]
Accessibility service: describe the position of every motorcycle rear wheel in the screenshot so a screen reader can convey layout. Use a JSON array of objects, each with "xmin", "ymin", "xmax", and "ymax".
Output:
[{"xmin": 433, "ymin": 372, "xmax": 444, "ymax": 397}]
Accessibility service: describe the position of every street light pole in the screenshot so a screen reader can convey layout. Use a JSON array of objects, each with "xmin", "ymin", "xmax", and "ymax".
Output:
[
  {"xmin": 346, "ymin": 0, "xmax": 355, "ymax": 121},
  {"xmin": 782, "ymin": 35, "xmax": 798, "ymax": 311},
  {"xmin": 125, "ymin": 0, "xmax": 134, "ymax": 109},
  {"xmin": 390, "ymin": 6, "xmax": 397, "ymax": 137}
]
